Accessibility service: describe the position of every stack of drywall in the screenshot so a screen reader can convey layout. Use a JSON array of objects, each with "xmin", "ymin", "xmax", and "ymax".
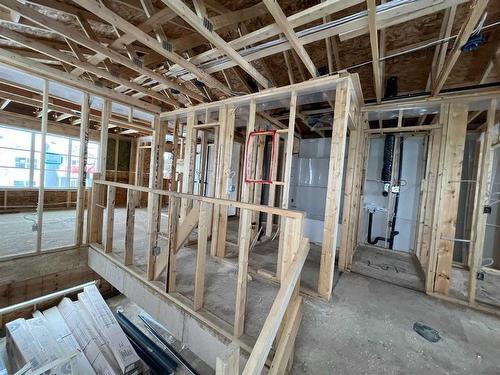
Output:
[{"xmin": 5, "ymin": 285, "xmax": 140, "ymax": 375}]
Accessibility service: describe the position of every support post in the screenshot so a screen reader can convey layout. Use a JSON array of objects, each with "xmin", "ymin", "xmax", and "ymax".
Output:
[
  {"xmin": 318, "ymin": 79, "xmax": 351, "ymax": 298},
  {"xmin": 432, "ymin": 103, "xmax": 468, "ymax": 294}
]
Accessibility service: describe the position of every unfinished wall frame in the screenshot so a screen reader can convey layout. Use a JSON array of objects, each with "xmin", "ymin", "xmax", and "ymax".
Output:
[
  {"xmin": 161, "ymin": 74, "xmax": 363, "ymax": 300},
  {"xmin": 355, "ymin": 91, "xmax": 500, "ymax": 315}
]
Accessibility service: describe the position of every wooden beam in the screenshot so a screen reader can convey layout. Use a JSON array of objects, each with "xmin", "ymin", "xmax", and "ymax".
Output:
[
  {"xmin": 0, "ymin": 25, "xmax": 179, "ymax": 108},
  {"xmin": 263, "ymin": 0, "xmax": 317, "ymax": 78},
  {"xmin": 170, "ymin": 0, "xmax": 462, "ymax": 80},
  {"xmin": 72, "ymin": 0, "xmax": 231, "ymax": 96},
  {"xmin": 175, "ymin": 0, "xmax": 364, "ymax": 72},
  {"xmin": 433, "ymin": 0, "xmax": 489, "ymax": 95},
  {"xmin": 162, "ymin": 0, "xmax": 270, "ymax": 89},
  {"xmin": 0, "ymin": 0, "xmax": 202, "ymax": 104},
  {"xmin": 175, "ymin": 203, "xmax": 200, "ymax": 253},
  {"xmin": 367, "ymin": 0, "xmax": 382, "ymax": 103},
  {"xmin": 0, "ymin": 47, "xmax": 160, "ymax": 114}
]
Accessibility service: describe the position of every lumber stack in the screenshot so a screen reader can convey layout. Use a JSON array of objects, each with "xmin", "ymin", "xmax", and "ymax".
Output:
[{"xmin": 5, "ymin": 284, "xmax": 140, "ymax": 374}]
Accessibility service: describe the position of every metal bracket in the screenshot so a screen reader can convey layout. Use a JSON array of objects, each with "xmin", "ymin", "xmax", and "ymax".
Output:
[
  {"xmin": 203, "ymin": 17, "xmax": 213, "ymax": 32},
  {"xmin": 152, "ymin": 246, "xmax": 161, "ymax": 256},
  {"xmin": 132, "ymin": 56, "xmax": 143, "ymax": 68},
  {"xmin": 162, "ymin": 40, "xmax": 172, "ymax": 52}
]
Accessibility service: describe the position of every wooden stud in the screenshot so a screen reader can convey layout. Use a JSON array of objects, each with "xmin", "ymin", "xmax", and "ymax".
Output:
[
  {"xmin": 124, "ymin": 188, "xmax": 135, "ymax": 266},
  {"xmin": 366, "ymin": 0, "xmax": 382, "ymax": 103},
  {"xmin": 181, "ymin": 112, "xmax": 196, "ymax": 219},
  {"xmin": 212, "ymin": 105, "xmax": 236, "ymax": 258},
  {"xmin": 277, "ymin": 91, "xmax": 297, "ymax": 278},
  {"xmin": 75, "ymin": 91, "xmax": 90, "ymax": 246},
  {"xmin": 338, "ymin": 127, "xmax": 360, "ymax": 271},
  {"xmin": 104, "ymin": 185, "xmax": 115, "ymax": 253},
  {"xmin": 266, "ymin": 140, "xmax": 280, "ymax": 237},
  {"xmin": 167, "ymin": 196, "xmax": 180, "ymax": 291},
  {"xmin": 318, "ymin": 79, "xmax": 351, "ymax": 298},
  {"xmin": 146, "ymin": 115, "xmax": 164, "ymax": 281},
  {"xmin": 468, "ymin": 99, "xmax": 497, "ymax": 303},
  {"xmin": 234, "ymin": 208, "xmax": 252, "ymax": 338},
  {"xmin": 194, "ymin": 201, "xmax": 210, "ymax": 311},
  {"xmin": 432, "ymin": 103, "xmax": 468, "ymax": 294}
]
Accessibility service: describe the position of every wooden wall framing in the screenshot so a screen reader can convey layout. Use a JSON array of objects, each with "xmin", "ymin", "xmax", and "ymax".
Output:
[{"xmin": 358, "ymin": 92, "xmax": 500, "ymax": 315}]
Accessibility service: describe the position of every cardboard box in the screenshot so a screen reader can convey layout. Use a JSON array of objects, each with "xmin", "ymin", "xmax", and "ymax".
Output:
[
  {"xmin": 79, "ymin": 285, "xmax": 139, "ymax": 374},
  {"xmin": 58, "ymin": 297, "xmax": 120, "ymax": 375}
]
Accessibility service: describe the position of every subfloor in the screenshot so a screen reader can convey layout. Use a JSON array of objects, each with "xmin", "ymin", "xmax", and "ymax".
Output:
[{"xmin": 351, "ymin": 244, "xmax": 426, "ymax": 291}]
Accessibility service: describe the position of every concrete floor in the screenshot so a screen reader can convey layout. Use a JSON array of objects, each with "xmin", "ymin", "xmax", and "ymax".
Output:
[
  {"xmin": 0, "ymin": 209, "xmax": 81, "ymax": 256},
  {"xmin": 296, "ymin": 272, "xmax": 500, "ymax": 374},
  {"xmin": 3, "ymin": 209, "xmax": 500, "ymax": 374}
]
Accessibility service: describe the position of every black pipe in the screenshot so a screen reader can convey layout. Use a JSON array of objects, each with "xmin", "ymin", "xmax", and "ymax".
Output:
[
  {"xmin": 381, "ymin": 135, "xmax": 395, "ymax": 197},
  {"xmin": 387, "ymin": 137, "xmax": 405, "ymax": 249},
  {"xmin": 116, "ymin": 311, "xmax": 177, "ymax": 374},
  {"xmin": 139, "ymin": 314, "xmax": 200, "ymax": 375},
  {"xmin": 367, "ymin": 211, "xmax": 389, "ymax": 245}
]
